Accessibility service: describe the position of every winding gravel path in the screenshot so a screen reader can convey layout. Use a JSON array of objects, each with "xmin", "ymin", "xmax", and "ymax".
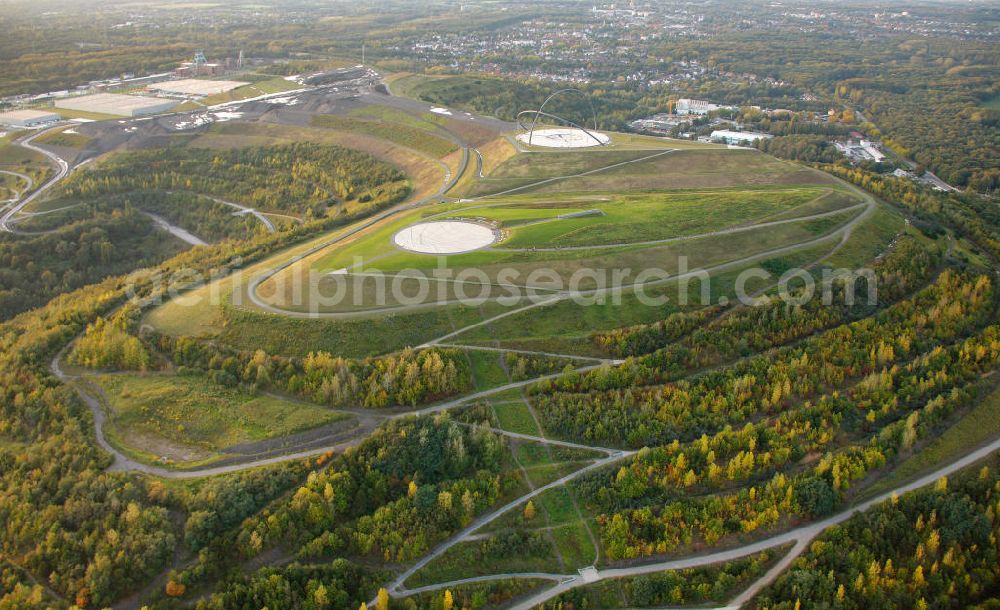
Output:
[
  {"xmin": 144, "ymin": 211, "xmax": 208, "ymax": 246},
  {"xmin": 50, "ymin": 351, "xmax": 375, "ymax": 478},
  {"xmin": 0, "ymin": 126, "xmax": 70, "ymax": 233},
  {"xmin": 377, "ymin": 449, "xmax": 636, "ymax": 603},
  {"xmin": 397, "ymin": 436, "xmax": 1000, "ymax": 610},
  {"xmin": 433, "ymin": 342, "xmax": 620, "ymax": 365},
  {"xmin": 195, "ymin": 193, "xmax": 276, "ymax": 232}
]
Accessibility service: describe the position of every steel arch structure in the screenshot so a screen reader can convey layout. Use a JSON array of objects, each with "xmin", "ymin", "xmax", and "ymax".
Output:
[{"xmin": 516, "ymin": 88, "xmax": 607, "ymax": 147}]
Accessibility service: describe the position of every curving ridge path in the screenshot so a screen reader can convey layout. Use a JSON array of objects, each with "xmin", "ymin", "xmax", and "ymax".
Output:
[
  {"xmin": 53, "ymin": 343, "xmax": 613, "ymax": 479},
  {"xmin": 0, "ymin": 126, "xmax": 70, "ymax": 233},
  {"xmin": 245, "ymin": 170, "xmax": 874, "ymax": 321},
  {"xmin": 248, "ymin": 208, "xmax": 872, "ymax": 322},
  {"xmin": 51, "ymin": 351, "xmax": 368, "ymax": 478}
]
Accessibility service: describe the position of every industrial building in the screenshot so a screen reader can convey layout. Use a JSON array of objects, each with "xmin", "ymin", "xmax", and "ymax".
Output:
[
  {"xmin": 834, "ymin": 139, "xmax": 886, "ymax": 163},
  {"xmin": 710, "ymin": 129, "xmax": 773, "ymax": 145},
  {"xmin": 676, "ymin": 98, "xmax": 724, "ymax": 115},
  {"xmin": 628, "ymin": 113, "xmax": 687, "ymax": 135},
  {"xmin": 55, "ymin": 93, "xmax": 177, "ymax": 117},
  {"xmin": 0, "ymin": 109, "xmax": 61, "ymax": 128},
  {"xmin": 172, "ymin": 50, "xmax": 239, "ymax": 78},
  {"xmin": 147, "ymin": 79, "xmax": 249, "ymax": 97}
]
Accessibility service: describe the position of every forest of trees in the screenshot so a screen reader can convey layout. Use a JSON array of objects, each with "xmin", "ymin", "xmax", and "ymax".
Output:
[
  {"xmin": 60, "ymin": 143, "xmax": 410, "ymax": 218},
  {"xmin": 540, "ymin": 266, "xmax": 994, "ymax": 449},
  {"xmin": 557, "ymin": 267, "xmax": 1000, "ymax": 559},
  {"xmin": 68, "ymin": 307, "xmax": 151, "ymax": 371},
  {"xmin": 0, "ymin": 277, "xmax": 182, "ymax": 608},
  {"xmin": 149, "ymin": 333, "xmax": 470, "ymax": 409},
  {"xmin": 0, "ymin": 206, "xmax": 184, "ymax": 321},
  {"xmin": 157, "ymin": 414, "xmax": 510, "ymax": 608},
  {"xmin": 400, "ymin": 75, "xmax": 670, "ymax": 133},
  {"xmin": 820, "ymin": 164, "xmax": 1000, "ymax": 262},
  {"xmin": 756, "ymin": 135, "xmax": 844, "ymax": 164},
  {"xmin": 193, "ymin": 561, "xmax": 382, "ymax": 610},
  {"xmin": 0, "ymin": 187, "xmax": 509, "ymax": 608},
  {"xmin": 753, "ymin": 465, "xmax": 1000, "ymax": 609}
]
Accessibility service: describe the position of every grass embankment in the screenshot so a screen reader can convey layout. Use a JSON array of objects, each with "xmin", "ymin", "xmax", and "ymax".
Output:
[
  {"xmin": 34, "ymin": 127, "xmax": 91, "ymax": 149},
  {"xmin": 458, "ymin": 187, "xmax": 840, "ymax": 248},
  {"xmin": 311, "ymin": 114, "xmax": 457, "ymax": 158},
  {"xmin": 94, "ymin": 373, "xmax": 349, "ymax": 465},
  {"xmin": 494, "ymin": 401, "xmax": 540, "ymax": 436},
  {"xmin": 516, "ymin": 149, "xmax": 837, "ymax": 197}
]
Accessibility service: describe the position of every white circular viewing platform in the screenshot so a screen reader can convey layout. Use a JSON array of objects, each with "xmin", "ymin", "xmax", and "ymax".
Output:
[{"xmin": 392, "ymin": 220, "xmax": 498, "ymax": 254}]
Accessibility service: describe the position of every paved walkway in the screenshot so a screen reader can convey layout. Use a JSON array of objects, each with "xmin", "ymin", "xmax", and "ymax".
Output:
[{"xmin": 400, "ymin": 436, "xmax": 1000, "ymax": 610}]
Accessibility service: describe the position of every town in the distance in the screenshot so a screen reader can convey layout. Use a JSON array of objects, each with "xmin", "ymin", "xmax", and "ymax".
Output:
[{"xmin": 0, "ymin": 1, "xmax": 997, "ymax": 609}]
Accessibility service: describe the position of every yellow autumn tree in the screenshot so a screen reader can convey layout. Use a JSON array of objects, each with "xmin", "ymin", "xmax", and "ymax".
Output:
[{"xmin": 165, "ymin": 581, "xmax": 186, "ymax": 597}]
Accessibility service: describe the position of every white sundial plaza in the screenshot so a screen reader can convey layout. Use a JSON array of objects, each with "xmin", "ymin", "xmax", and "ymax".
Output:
[
  {"xmin": 516, "ymin": 127, "xmax": 611, "ymax": 148},
  {"xmin": 392, "ymin": 220, "xmax": 499, "ymax": 254}
]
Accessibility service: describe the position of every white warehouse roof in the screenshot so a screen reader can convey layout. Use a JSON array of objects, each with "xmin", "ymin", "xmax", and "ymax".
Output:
[
  {"xmin": 711, "ymin": 129, "xmax": 773, "ymax": 143},
  {"xmin": 55, "ymin": 93, "xmax": 177, "ymax": 117},
  {"xmin": 0, "ymin": 109, "xmax": 61, "ymax": 127}
]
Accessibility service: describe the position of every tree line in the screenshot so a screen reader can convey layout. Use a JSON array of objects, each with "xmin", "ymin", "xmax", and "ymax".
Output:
[
  {"xmin": 535, "ymin": 268, "xmax": 993, "ymax": 450},
  {"xmin": 150, "ymin": 333, "xmax": 470, "ymax": 409}
]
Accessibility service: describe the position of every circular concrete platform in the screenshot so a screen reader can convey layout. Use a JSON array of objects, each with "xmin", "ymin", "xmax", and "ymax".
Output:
[{"xmin": 392, "ymin": 220, "xmax": 498, "ymax": 254}]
